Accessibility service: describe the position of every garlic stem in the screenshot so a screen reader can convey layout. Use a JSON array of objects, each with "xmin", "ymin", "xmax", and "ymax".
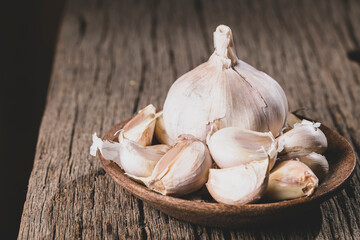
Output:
[{"xmin": 213, "ymin": 25, "xmax": 238, "ymax": 68}]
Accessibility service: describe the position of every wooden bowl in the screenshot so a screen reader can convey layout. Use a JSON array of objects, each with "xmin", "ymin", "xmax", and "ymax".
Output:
[{"xmin": 98, "ymin": 117, "xmax": 356, "ymax": 228}]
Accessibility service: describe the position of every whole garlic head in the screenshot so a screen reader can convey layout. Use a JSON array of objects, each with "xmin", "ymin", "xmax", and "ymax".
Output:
[
  {"xmin": 207, "ymin": 127, "xmax": 278, "ymax": 169},
  {"xmin": 206, "ymin": 158, "xmax": 269, "ymax": 205},
  {"xmin": 163, "ymin": 25, "xmax": 288, "ymax": 141}
]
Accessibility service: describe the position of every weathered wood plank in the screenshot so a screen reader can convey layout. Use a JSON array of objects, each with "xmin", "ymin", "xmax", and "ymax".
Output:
[{"xmin": 19, "ymin": 0, "xmax": 359, "ymax": 239}]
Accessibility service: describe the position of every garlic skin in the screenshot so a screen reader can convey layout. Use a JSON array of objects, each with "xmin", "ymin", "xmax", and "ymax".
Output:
[
  {"xmin": 154, "ymin": 111, "xmax": 175, "ymax": 146},
  {"xmin": 121, "ymin": 104, "xmax": 157, "ymax": 146},
  {"xmin": 207, "ymin": 127, "xmax": 278, "ymax": 169},
  {"xmin": 277, "ymin": 120, "xmax": 327, "ymax": 160},
  {"xmin": 163, "ymin": 25, "xmax": 288, "ymax": 141},
  {"xmin": 134, "ymin": 135, "xmax": 212, "ymax": 196},
  {"xmin": 90, "ymin": 131, "xmax": 166, "ymax": 178},
  {"xmin": 297, "ymin": 152, "xmax": 329, "ymax": 181},
  {"xmin": 147, "ymin": 144, "xmax": 172, "ymax": 153},
  {"xmin": 206, "ymin": 158, "xmax": 269, "ymax": 205},
  {"xmin": 90, "ymin": 133, "xmax": 122, "ymax": 163},
  {"xmin": 265, "ymin": 160, "xmax": 319, "ymax": 201}
]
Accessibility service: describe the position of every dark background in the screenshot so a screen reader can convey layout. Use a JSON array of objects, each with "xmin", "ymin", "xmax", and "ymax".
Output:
[{"xmin": 0, "ymin": 0, "xmax": 65, "ymax": 237}]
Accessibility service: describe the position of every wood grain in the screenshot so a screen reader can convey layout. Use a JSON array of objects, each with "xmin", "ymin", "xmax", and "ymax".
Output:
[{"xmin": 18, "ymin": 0, "xmax": 360, "ymax": 239}]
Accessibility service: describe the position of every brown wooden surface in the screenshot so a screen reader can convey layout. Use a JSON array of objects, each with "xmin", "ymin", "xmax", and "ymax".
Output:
[{"xmin": 18, "ymin": 0, "xmax": 360, "ymax": 239}]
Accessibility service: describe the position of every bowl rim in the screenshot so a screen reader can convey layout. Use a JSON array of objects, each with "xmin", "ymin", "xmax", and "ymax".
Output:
[{"xmin": 98, "ymin": 115, "xmax": 356, "ymax": 214}]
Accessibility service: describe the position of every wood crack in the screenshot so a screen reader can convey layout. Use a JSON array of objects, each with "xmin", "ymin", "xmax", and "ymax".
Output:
[
  {"xmin": 137, "ymin": 200, "xmax": 148, "ymax": 240},
  {"xmin": 67, "ymin": 104, "xmax": 79, "ymax": 175}
]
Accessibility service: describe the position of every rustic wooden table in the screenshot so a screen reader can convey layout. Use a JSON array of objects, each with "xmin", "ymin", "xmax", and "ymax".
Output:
[{"xmin": 18, "ymin": 0, "xmax": 360, "ymax": 239}]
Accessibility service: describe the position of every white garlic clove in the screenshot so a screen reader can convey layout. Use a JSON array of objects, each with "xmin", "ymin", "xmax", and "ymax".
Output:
[
  {"xmin": 147, "ymin": 144, "xmax": 172, "ymax": 153},
  {"xmin": 207, "ymin": 127, "xmax": 278, "ymax": 169},
  {"xmin": 277, "ymin": 119, "xmax": 327, "ymax": 160},
  {"xmin": 154, "ymin": 111, "xmax": 176, "ymax": 146},
  {"xmin": 121, "ymin": 104, "xmax": 157, "ymax": 146},
  {"xmin": 297, "ymin": 152, "xmax": 329, "ymax": 181},
  {"xmin": 118, "ymin": 131, "xmax": 166, "ymax": 177},
  {"xmin": 90, "ymin": 131, "xmax": 165, "ymax": 178},
  {"xmin": 163, "ymin": 25, "xmax": 288, "ymax": 142},
  {"xmin": 206, "ymin": 158, "xmax": 269, "ymax": 205},
  {"xmin": 138, "ymin": 135, "xmax": 212, "ymax": 196},
  {"xmin": 265, "ymin": 160, "xmax": 319, "ymax": 201}
]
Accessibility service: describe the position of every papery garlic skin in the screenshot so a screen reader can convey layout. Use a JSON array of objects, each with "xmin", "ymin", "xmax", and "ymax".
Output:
[
  {"xmin": 121, "ymin": 104, "xmax": 157, "ymax": 146},
  {"xmin": 163, "ymin": 25, "xmax": 288, "ymax": 141},
  {"xmin": 137, "ymin": 135, "xmax": 212, "ymax": 196},
  {"xmin": 90, "ymin": 133, "xmax": 121, "ymax": 165},
  {"xmin": 154, "ymin": 111, "xmax": 175, "ymax": 146},
  {"xmin": 206, "ymin": 158, "xmax": 269, "ymax": 205},
  {"xmin": 265, "ymin": 160, "xmax": 319, "ymax": 201},
  {"xmin": 147, "ymin": 144, "xmax": 172, "ymax": 153},
  {"xmin": 277, "ymin": 120, "xmax": 327, "ymax": 160},
  {"xmin": 207, "ymin": 127, "xmax": 278, "ymax": 169},
  {"xmin": 297, "ymin": 152, "xmax": 329, "ymax": 181}
]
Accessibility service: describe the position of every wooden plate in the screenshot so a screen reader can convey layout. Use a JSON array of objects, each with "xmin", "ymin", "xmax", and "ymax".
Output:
[{"xmin": 98, "ymin": 116, "xmax": 356, "ymax": 228}]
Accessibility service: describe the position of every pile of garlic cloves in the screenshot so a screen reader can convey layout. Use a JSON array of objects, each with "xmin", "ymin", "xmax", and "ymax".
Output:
[{"xmin": 90, "ymin": 25, "xmax": 329, "ymax": 205}]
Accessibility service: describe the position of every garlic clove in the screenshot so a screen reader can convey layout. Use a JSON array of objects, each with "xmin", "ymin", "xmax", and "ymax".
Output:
[
  {"xmin": 147, "ymin": 144, "xmax": 172, "ymax": 153},
  {"xmin": 162, "ymin": 25, "xmax": 288, "ymax": 142},
  {"xmin": 121, "ymin": 104, "xmax": 157, "ymax": 146},
  {"xmin": 139, "ymin": 135, "xmax": 212, "ymax": 196},
  {"xmin": 277, "ymin": 119, "xmax": 327, "ymax": 160},
  {"xmin": 154, "ymin": 111, "xmax": 176, "ymax": 146},
  {"xmin": 206, "ymin": 158, "xmax": 269, "ymax": 205},
  {"xmin": 265, "ymin": 160, "xmax": 319, "ymax": 201},
  {"xmin": 207, "ymin": 127, "xmax": 278, "ymax": 169},
  {"xmin": 118, "ymin": 131, "xmax": 165, "ymax": 177},
  {"xmin": 90, "ymin": 131, "xmax": 165, "ymax": 178},
  {"xmin": 297, "ymin": 152, "xmax": 329, "ymax": 181}
]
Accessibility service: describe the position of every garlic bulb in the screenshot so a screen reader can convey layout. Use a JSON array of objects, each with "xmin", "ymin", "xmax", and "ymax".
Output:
[
  {"xmin": 154, "ymin": 111, "xmax": 175, "ymax": 146},
  {"xmin": 163, "ymin": 25, "xmax": 288, "ymax": 141},
  {"xmin": 90, "ymin": 131, "xmax": 167, "ymax": 177},
  {"xmin": 133, "ymin": 135, "xmax": 212, "ymax": 196},
  {"xmin": 207, "ymin": 127, "xmax": 278, "ymax": 169},
  {"xmin": 206, "ymin": 158, "xmax": 269, "ymax": 204},
  {"xmin": 265, "ymin": 160, "xmax": 318, "ymax": 201},
  {"xmin": 297, "ymin": 152, "xmax": 329, "ymax": 181},
  {"xmin": 121, "ymin": 104, "xmax": 157, "ymax": 146},
  {"xmin": 277, "ymin": 120, "xmax": 327, "ymax": 160}
]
